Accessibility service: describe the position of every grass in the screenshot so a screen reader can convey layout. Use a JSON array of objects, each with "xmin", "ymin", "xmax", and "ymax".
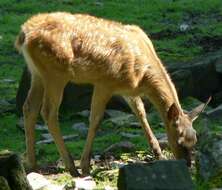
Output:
[{"xmin": 0, "ymin": 0, "xmax": 222, "ymax": 189}]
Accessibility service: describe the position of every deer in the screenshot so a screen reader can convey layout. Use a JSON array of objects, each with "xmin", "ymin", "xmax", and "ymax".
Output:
[{"xmin": 15, "ymin": 12, "xmax": 210, "ymax": 176}]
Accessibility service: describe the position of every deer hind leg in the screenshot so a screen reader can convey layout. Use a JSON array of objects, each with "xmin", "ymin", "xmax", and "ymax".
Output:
[
  {"xmin": 23, "ymin": 74, "xmax": 43, "ymax": 170},
  {"xmin": 80, "ymin": 86, "xmax": 111, "ymax": 175},
  {"xmin": 124, "ymin": 96, "xmax": 165, "ymax": 159},
  {"xmin": 40, "ymin": 79, "xmax": 79, "ymax": 176}
]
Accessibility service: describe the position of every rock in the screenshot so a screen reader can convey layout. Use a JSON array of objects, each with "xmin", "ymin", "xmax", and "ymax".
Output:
[
  {"xmin": 171, "ymin": 70, "xmax": 193, "ymax": 98},
  {"xmin": 94, "ymin": 1, "xmax": 103, "ymax": 6},
  {"xmin": 27, "ymin": 172, "xmax": 64, "ymax": 190},
  {"xmin": 181, "ymin": 96, "xmax": 207, "ymax": 111},
  {"xmin": 0, "ymin": 176, "xmax": 10, "ymax": 190},
  {"xmin": 179, "ymin": 23, "xmax": 189, "ymax": 32},
  {"xmin": 158, "ymin": 122, "xmax": 164, "ymax": 128},
  {"xmin": 196, "ymin": 122, "xmax": 222, "ymax": 187},
  {"xmin": 16, "ymin": 67, "xmax": 129, "ymax": 115},
  {"xmin": 156, "ymin": 133, "xmax": 168, "ymax": 149},
  {"xmin": 169, "ymin": 50, "xmax": 222, "ymax": 102},
  {"xmin": 105, "ymin": 109, "xmax": 129, "ymax": 118},
  {"xmin": 74, "ymin": 176, "xmax": 96, "ymax": 190},
  {"xmin": 215, "ymin": 57, "xmax": 222, "ymax": 74},
  {"xmin": 129, "ymin": 121, "xmax": 141, "ymax": 128},
  {"xmin": 213, "ymin": 91, "xmax": 222, "ymax": 106},
  {"xmin": 0, "ymin": 151, "xmax": 32, "ymax": 190},
  {"xmin": 1, "ymin": 78, "xmax": 15, "ymax": 84},
  {"xmin": 117, "ymin": 160, "xmax": 194, "ymax": 190},
  {"xmin": 36, "ymin": 139, "xmax": 54, "ymax": 144},
  {"xmin": 103, "ymin": 141, "xmax": 135, "ymax": 156},
  {"xmin": 72, "ymin": 122, "xmax": 87, "ymax": 130},
  {"xmin": 206, "ymin": 104, "xmax": 222, "ymax": 120},
  {"xmin": 110, "ymin": 161, "xmax": 126, "ymax": 169},
  {"xmin": 72, "ymin": 122, "xmax": 88, "ymax": 137},
  {"xmin": 27, "ymin": 172, "xmax": 49, "ymax": 190},
  {"xmin": 16, "ymin": 117, "xmax": 48, "ymax": 132},
  {"xmin": 41, "ymin": 133, "xmax": 52, "ymax": 140},
  {"xmin": 36, "ymin": 134, "xmax": 78, "ymax": 145},
  {"xmin": 120, "ymin": 132, "xmax": 140, "ymax": 138},
  {"xmin": 93, "ymin": 155, "xmax": 101, "ymax": 162},
  {"xmin": 75, "ymin": 110, "xmax": 90, "ymax": 118},
  {"xmin": 35, "ymin": 124, "xmax": 48, "ymax": 131},
  {"xmin": 0, "ymin": 99, "xmax": 14, "ymax": 114},
  {"xmin": 104, "ymin": 186, "xmax": 115, "ymax": 190},
  {"xmin": 104, "ymin": 113, "xmax": 135, "ymax": 126}
]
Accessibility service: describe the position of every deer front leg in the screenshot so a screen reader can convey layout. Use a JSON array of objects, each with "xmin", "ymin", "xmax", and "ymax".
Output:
[
  {"xmin": 23, "ymin": 75, "xmax": 43, "ymax": 170},
  {"xmin": 80, "ymin": 86, "xmax": 111, "ymax": 175},
  {"xmin": 124, "ymin": 96, "xmax": 165, "ymax": 160},
  {"xmin": 41, "ymin": 80, "xmax": 79, "ymax": 177}
]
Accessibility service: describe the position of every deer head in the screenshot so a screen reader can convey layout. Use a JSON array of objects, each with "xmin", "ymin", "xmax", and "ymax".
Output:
[{"xmin": 166, "ymin": 97, "xmax": 211, "ymax": 166}]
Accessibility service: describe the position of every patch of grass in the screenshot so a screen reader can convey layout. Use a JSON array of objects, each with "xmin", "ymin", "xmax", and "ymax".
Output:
[{"xmin": 0, "ymin": 114, "xmax": 25, "ymax": 152}]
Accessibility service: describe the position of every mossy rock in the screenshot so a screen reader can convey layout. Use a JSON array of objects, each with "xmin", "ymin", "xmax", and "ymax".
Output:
[{"xmin": 0, "ymin": 151, "xmax": 32, "ymax": 190}]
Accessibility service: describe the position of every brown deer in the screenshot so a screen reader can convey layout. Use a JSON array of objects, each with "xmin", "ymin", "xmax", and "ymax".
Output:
[{"xmin": 15, "ymin": 12, "xmax": 209, "ymax": 176}]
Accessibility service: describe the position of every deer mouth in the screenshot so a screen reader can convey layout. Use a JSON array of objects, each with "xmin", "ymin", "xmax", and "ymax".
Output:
[
  {"xmin": 174, "ymin": 144, "xmax": 192, "ymax": 167},
  {"xmin": 182, "ymin": 147, "xmax": 192, "ymax": 167}
]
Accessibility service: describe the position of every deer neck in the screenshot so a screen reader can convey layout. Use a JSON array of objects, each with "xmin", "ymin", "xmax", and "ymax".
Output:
[{"xmin": 145, "ymin": 67, "xmax": 182, "ymax": 125}]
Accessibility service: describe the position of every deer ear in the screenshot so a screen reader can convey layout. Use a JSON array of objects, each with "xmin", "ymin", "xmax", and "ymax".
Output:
[
  {"xmin": 189, "ymin": 97, "xmax": 211, "ymax": 121},
  {"xmin": 168, "ymin": 103, "xmax": 180, "ymax": 121}
]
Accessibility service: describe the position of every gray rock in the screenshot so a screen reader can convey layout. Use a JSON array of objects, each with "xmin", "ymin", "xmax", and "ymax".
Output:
[
  {"xmin": 214, "ymin": 91, "xmax": 222, "ymax": 106},
  {"xmin": 103, "ymin": 141, "xmax": 135, "ymax": 155},
  {"xmin": 169, "ymin": 50, "xmax": 222, "ymax": 101},
  {"xmin": 155, "ymin": 133, "xmax": 167, "ymax": 140},
  {"xmin": 215, "ymin": 58, "xmax": 222, "ymax": 74},
  {"xmin": 74, "ymin": 176, "xmax": 96, "ymax": 190},
  {"xmin": 129, "ymin": 121, "xmax": 141, "ymax": 128},
  {"xmin": 156, "ymin": 133, "xmax": 169, "ymax": 149},
  {"xmin": 0, "ymin": 176, "xmax": 10, "ymax": 190},
  {"xmin": 1, "ymin": 78, "xmax": 15, "ymax": 84},
  {"xmin": 0, "ymin": 151, "xmax": 33, "ymax": 190},
  {"xmin": 171, "ymin": 69, "xmax": 193, "ymax": 98},
  {"xmin": 179, "ymin": 23, "xmax": 189, "ymax": 32},
  {"xmin": 120, "ymin": 132, "xmax": 140, "ymax": 139},
  {"xmin": 104, "ymin": 113, "xmax": 135, "ymax": 126},
  {"xmin": 118, "ymin": 160, "xmax": 194, "ymax": 190},
  {"xmin": 16, "ymin": 117, "xmax": 48, "ymax": 132},
  {"xmin": 27, "ymin": 172, "xmax": 65, "ymax": 190},
  {"xmin": 0, "ymin": 99, "xmax": 14, "ymax": 114},
  {"xmin": 36, "ymin": 134, "xmax": 78, "ymax": 144},
  {"xmin": 35, "ymin": 124, "xmax": 48, "ymax": 131},
  {"xmin": 75, "ymin": 110, "xmax": 90, "ymax": 118},
  {"xmin": 105, "ymin": 109, "xmax": 129, "ymax": 118},
  {"xmin": 72, "ymin": 122, "xmax": 87, "ymax": 129},
  {"xmin": 206, "ymin": 104, "xmax": 222, "ymax": 120},
  {"xmin": 110, "ymin": 161, "xmax": 126, "ymax": 169},
  {"xmin": 94, "ymin": 1, "xmax": 103, "ymax": 6},
  {"xmin": 41, "ymin": 133, "xmax": 52, "ymax": 140},
  {"xmin": 196, "ymin": 121, "xmax": 222, "ymax": 187},
  {"xmin": 72, "ymin": 122, "xmax": 88, "ymax": 137}
]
